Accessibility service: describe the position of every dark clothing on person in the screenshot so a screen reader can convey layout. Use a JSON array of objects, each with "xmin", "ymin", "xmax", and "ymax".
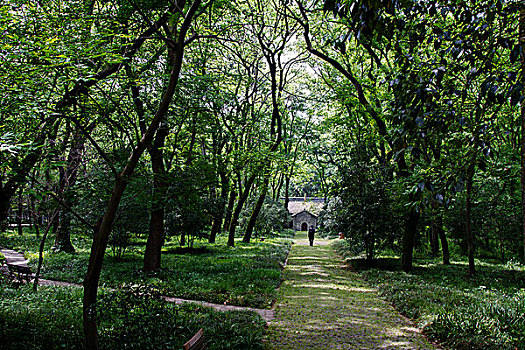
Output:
[{"xmin": 308, "ymin": 226, "xmax": 315, "ymax": 246}]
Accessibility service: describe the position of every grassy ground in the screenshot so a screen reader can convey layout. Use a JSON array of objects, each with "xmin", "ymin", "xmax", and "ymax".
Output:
[
  {"xmin": 0, "ymin": 285, "xmax": 267, "ymax": 350},
  {"xmin": 0, "ymin": 230, "xmax": 291, "ymax": 308},
  {"xmin": 0, "ymin": 230, "xmax": 291, "ymax": 350},
  {"xmin": 265, "ymin": 232, "xmax": 438, "ymax": 349},
  {"xmin": 333, "ymin": 240, "xmax": 525, "ymax": 350}
]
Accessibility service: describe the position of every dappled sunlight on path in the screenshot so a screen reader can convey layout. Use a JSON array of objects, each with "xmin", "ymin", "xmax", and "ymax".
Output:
[{"xmin": 265, "ymin": 232, "xmax": 439, "ymax": 349}]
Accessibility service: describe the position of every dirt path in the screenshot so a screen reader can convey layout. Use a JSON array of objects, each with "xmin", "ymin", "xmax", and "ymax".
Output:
[{"xmin": 265, "ymin": 232, "xmax": 439, "ymax": 349}]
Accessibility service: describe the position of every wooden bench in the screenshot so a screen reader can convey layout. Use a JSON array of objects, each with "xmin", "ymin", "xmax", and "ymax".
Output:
[
  {"xmin": 7, "ymin": 263, "xmax": 32, "ymax": 284},
  {"xmin": 183, "ymin": 328, "xmax": 207, "ymax": 350}
]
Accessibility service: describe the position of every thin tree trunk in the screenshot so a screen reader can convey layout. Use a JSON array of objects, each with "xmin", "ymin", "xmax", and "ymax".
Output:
[
  {"xmin": 466, "ymin": 163, "xmax": 476, "ymax": 276},
  {"xmin": 209, "ymin": 172, "xmax": 228, "ymax": 243},
  {"xmin": 143, "ymin": 124, "xmax": 168, "ymax": 272},
  {"xmin": 430, "ymin": 217, "xmax": 439, "ymax": 255},
  {"xmin": 53, "ymin": 129, "xmax": 88, "ymax": 253},
  {"xmin": 401, "ymin": 208, "xmax": 420, "ymax": 272},
  {"xmin": 33, "ymin": 211, "xmax": 58, "ymax": 291},
  {"xmin": 284, "ymin": 176, "xmax": 290, "ymax": 215},
  {"xmin": 436, "ymin": 213, "xmax": 449, "ymax": 265},
  {"xmin": 223, "ymin": 188, "xmax": 236, "ymax": 232},
  {"xmin": 17, "ymin": 190, "xmax": 23, "ymax": 235},
  {"xmin": 30, "ymin": 194, "xmax": 41, "ymax": 238},
  {"xmin": 228, "ymin": 175, "xmax": 256, "ymax": 246},
  {"xmin": 519, "ymin": 3, "xmax": 525, "ymax": 261},
  {"xmin": 243, "ymin": 177, "xmax": 269, "ymax": 243},
  {"xmin": 82, "ymin": 3, "xmax": 202, "ymax": 348}
]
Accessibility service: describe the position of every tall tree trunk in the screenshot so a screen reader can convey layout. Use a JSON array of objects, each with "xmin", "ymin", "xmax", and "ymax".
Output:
[
  {"xmin": 53, "ymin": 129, "xmax": 88, "ymax": 253},
  {"xmin": 243, "ymin": 177, "xmax": 269, "ymax": 243},
  {"xmin": 273, "ymin": 173, "xmax": 284, "ymax": 201},
  {"xmin": 30, "ymin": 194, "xmax": 41, "ymax": 238},
  {"xmin": 519, "ymin": 3, "xmax": 525, "ymax": 261},
  {"xmin": 430, "ymin": 216, "xmax": 439, "ymax": 255},
  {"xmin": 82, "ymin": 3, "xmax": 202, "ymax": 348},
  {"xmin": 466, "ymin": 163, "xmax": 476, "ymax": 276},
  {"xmin": 16, "ymin": 190, "xmax": 23, "ymax": 235},
  {"xmin": 228, "ymin": 175, "xmax": 256, "ymax": 246},
  {"xmin": 209, "ymin": 172, "xmax": 228, "ymax": 243},
  {"xmin": 436, "ymin": 213, "xmax": 450, "ymax": 265},
  {"xmin": 143, "ymin": 124, "xmax": 168, "ymax": 272},
  {"xmin": 284, "ymin": 176, "xmax": 290, "ymax": 215},
  {"xmin": 223, "ymin": 188, "xmax": 236, "ymax": 232},
  {"xmin": 55, "ymin": 213, "xmax": 75, "ymax": 252},
  {"xmin": 401, "ymin": 208, "xmax": 420, "ymax": 272},
  {"xmin": 33, "ymin": 211, "xmax": 58, "ymax": 291}
]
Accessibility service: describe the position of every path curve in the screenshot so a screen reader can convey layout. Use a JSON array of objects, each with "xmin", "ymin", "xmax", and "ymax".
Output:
[
  {"xmin": 265, "ymin": 232, "xmax": 440, "ymax": 349},
  {"xmin": 0, "ymin": 247, "xmax": 274, "ymax": 322}
]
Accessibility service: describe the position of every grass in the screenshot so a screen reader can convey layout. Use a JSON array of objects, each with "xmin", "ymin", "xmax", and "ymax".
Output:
[
  {"xmin": 0, "ymin": 285, "xmax": 266, "ymax": 350},
  {"xmin": 0, "ymin": 230, "xmax": 291, "ymax": 308},
  {"xmin": 0, "ymin": 229, "xmax": 291, "ymax": 350},
  {"xmin": 333, "ymin": 240, "xmax": 525, "ymax": 350}
]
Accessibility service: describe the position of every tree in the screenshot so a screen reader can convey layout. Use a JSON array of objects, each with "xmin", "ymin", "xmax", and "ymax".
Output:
[{"xmin": 80, "ymin": 2, "xmax": 210, "ymax": 348}]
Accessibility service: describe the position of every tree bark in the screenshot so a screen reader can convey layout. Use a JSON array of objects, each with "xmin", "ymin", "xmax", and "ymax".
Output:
[
  {"xmin": 209, "ymin": 171, "xmax": 228, "ymax": 243},
  {"xmin": 16, "ymin": 190, "xmax": 23, "ymax": 235},
  {"xmin": 143, "ymin": 124, "xmax": 168, "ymax": 271},
  {"xmin": 243, "ymin": 177, "xmax": 269, "ymax": 243},
  {"xmin": 82, "ymin": 3, "xmax": 203, "ymax": 348},
  {"xmin": 466, "ymin": 163, "xmax": 476, "ymax": 276},
  {"xmin": 223, "ymin": 187, "xmax": 236, "ymax": 233},
  {"xmin": 228, "ymin": 175, "xmax": 256, "ymax": 246},
  {"xmin": 436, "ymin": 213, "xmax": 450, "ymax": 265},
  {"xmin": 430, "ymin": 217, "xmax": 439, "ymax": 255},
  {"xmin": 53, "ymin": 129, "xmax": 88, "ymax": 253},
  {"xmin": 33, "ymin": 211, "xmax": 58, "ymax": 291},
  {"xmin": 519, "ymin": 3, "xmax": 525, "ymax": 261},
  {"xmin": 401, "ymin": 208, "xmax": 420, "ymax": 272}
]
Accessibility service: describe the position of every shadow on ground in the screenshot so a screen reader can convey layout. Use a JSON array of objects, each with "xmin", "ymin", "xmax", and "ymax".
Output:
[{"xmin": 265, "ymin": 232, "xmax": 438, "ymax": 350}]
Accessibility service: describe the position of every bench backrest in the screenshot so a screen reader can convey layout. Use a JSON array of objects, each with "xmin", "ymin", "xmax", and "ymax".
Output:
[{"xmin": 183, "ymin": 329, "xmax": 206, "ymax": 350}]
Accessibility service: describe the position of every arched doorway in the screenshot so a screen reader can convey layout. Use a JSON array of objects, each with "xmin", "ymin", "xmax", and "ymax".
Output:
[{"xmin": 301, "ymin": 222, "xmax": 308, "ymax": 231}]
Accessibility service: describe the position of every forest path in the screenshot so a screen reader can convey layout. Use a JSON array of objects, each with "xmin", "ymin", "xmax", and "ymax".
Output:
[{"xmin": 265, "ymin": 231, "xmax": 439, "ymax": 350}]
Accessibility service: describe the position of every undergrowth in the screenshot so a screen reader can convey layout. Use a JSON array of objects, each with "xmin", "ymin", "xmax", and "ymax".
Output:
[
  {"xmin": 0, "ymin": 230, "xmax": 291, "ymax": 308},
  {"xmin": 0, "ymin": 285, "xmax": 265, "ymax": 350},
  {"xmin": 333, "ymin": 240, "xmax": 525, "ymax": 350}
]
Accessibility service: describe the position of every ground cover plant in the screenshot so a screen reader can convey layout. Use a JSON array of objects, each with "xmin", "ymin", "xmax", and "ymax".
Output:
[
  {"xmin": 0, "ymin": 285, "xmax": 266, "ymax": 350},
  {"xmin": 334, "ymin": 241, "xmax": 525, "ymax": 350},
  {"xmin": 0, "ymin": 230, "xmax": 291, "ymax": 308}
]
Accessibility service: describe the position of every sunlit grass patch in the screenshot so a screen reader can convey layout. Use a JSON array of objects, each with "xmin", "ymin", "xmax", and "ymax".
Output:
[
  {"xmin": 0, "ymin": 230, "xmax": 292, "ymax": 308},
  {"xmin": 333, "ymin": 240, "xmax": 525, "ymax": 350}
]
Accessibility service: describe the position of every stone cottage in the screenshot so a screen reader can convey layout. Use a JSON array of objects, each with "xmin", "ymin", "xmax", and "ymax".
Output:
[{"xmin": 291, "ymin": 209, "xmax": 318, "ymax": 231}]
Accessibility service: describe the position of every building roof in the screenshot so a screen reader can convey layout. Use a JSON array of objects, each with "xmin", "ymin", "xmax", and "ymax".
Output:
[
  {"xmin": 291, "ymin": 209, "xmax": 317, "ymax": 218},
  {"xmin": 286, "ymin": 198, "xmax": 324, "ymax": 216}
]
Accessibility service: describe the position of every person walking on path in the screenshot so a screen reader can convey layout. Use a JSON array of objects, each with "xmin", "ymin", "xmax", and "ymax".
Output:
[{"xmin": 308, "ymin": 225, "xmax": 315, "ymax": 246}]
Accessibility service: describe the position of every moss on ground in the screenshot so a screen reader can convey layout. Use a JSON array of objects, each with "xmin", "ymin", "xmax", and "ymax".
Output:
[{"xmin": 265, "ymin": 232, "xmax": 439, "ymax": 349}]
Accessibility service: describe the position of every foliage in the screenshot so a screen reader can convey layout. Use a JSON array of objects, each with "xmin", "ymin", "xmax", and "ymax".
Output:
[
  {"xmin": 0, "ymin": 285, "xmax": 266, "ymax": 350},
  {"xmin": 320, "ymin": 144, "xmax": 400, "ymax": 260},
  {"xmin": 240, "ymin": 198, "xmax": 289, "ymax": 238},
  {"xmin": 164, "ymin": 163, "xmax": 215, "ymax": 247},
  {"xmin": 334, "ymin": 240, "xmax": 525, "ymax": 350},
  {"xmin": 0, "ymin": 230, "xmax": 291, "ymax": 309}
]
